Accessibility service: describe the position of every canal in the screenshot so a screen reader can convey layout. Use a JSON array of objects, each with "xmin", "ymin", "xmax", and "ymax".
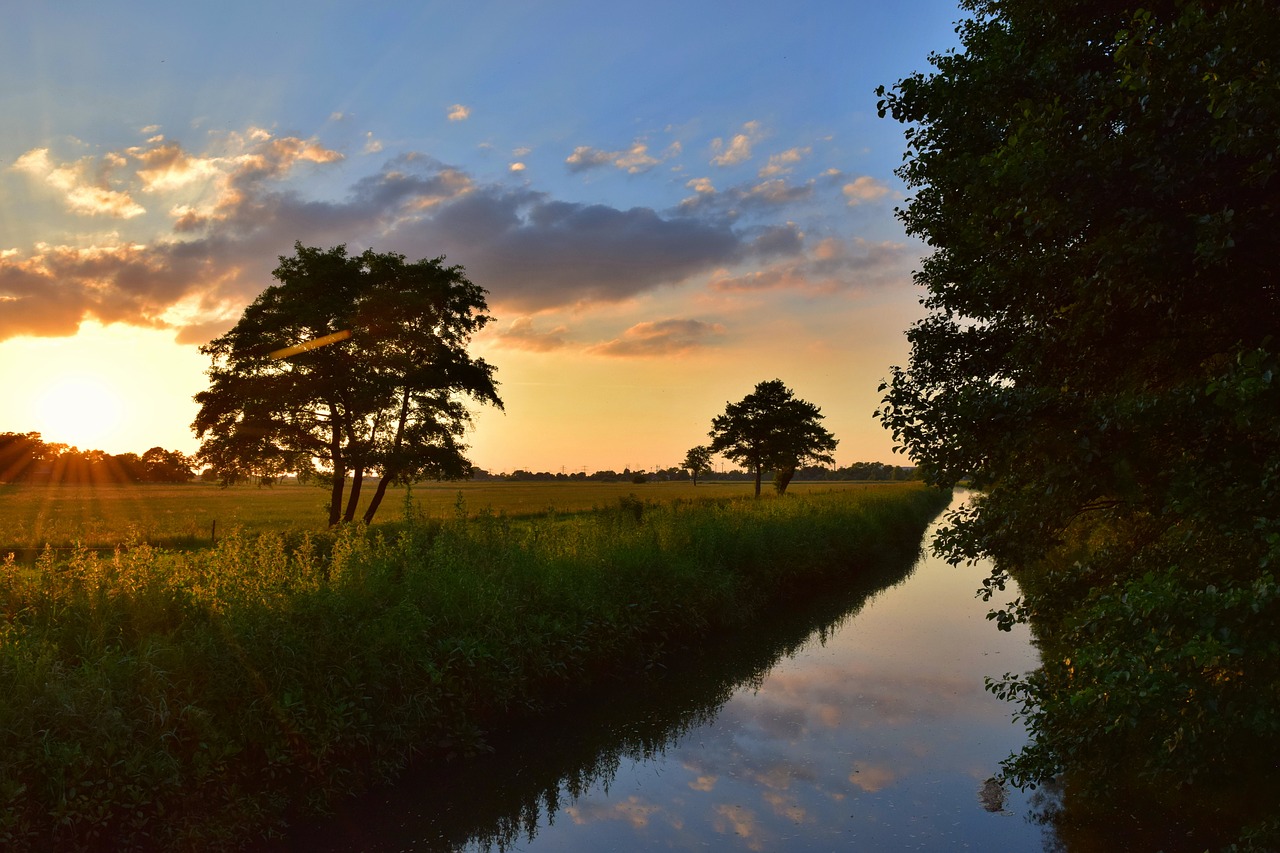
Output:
[{"xmin": 279, "ymin": 492, "xmax": 1051, "ymax": 850}]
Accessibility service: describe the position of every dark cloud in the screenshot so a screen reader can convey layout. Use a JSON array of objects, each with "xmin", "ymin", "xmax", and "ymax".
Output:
[{"xmin": 388, "ymin": 185, "xmax": 754, "ymax": 312}]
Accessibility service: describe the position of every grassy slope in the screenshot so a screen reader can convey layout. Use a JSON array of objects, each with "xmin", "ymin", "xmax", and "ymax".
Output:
[{"xmin": 0, "ymin": 484, "xmax": 950, "ymax": 851}]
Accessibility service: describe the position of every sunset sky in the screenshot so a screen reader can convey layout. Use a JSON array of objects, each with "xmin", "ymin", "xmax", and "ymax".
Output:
[{"xmin": 0, "ymin": 1, "xmax": 962, "ymax": 474}]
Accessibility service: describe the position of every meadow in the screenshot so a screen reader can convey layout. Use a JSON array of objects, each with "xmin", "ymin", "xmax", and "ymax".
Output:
[
  {"xmin": 0, "ymin": 479, "xmax": 895, "ymax": 557},
  {"xmin": 0, "ymin": 482, "xmax": 950, "ymax": 850}
]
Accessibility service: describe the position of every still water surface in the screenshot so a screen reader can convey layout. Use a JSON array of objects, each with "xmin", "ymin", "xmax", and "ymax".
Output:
[{"xmin": 284, "ymin": 494, "xmax": 1050, "ymax": 851}]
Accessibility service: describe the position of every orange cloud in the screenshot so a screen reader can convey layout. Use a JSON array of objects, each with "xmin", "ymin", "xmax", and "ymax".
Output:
[
  {"xmin": 711, "ymin": 120, "xmax": 763, "ymax": 167},
  {"xmin": 490, "ymin": 317, "xmax": 568, "ymax": 352},
  {"xmin": 586, "ymin": 318, "xmax": 725, "ymax": 357},
  {"xmin": 842, "ymin": 176, "xmax": 891, "ymax": 206}
]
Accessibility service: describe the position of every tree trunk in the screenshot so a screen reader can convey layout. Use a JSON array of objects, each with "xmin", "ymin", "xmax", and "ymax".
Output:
[
  {"xmin": 362, "ymin": 476, "xmax": 393, "ymax": 525},
  {"xmin": 327, "ymin": 417, "xmax": 345, "ymax": 527},
  {"xmin": 343, "ymin": 464, "xmax": 364, "ymax": 522},
  {"xmin": 753, "ymin": 463, "xmax": 762, "ymax": 498},
  {"xmin": 362, "ymin": 385, "xmax": 412, "ymax": 525},
  {"xmin": 774, "ymin": 465, "xmax": 796, "ymax": 495}
]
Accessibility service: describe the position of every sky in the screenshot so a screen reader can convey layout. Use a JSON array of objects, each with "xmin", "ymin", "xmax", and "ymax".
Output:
[{"xmin": 0, "ymin": 0, "xmax": 963, "ymax": 474}]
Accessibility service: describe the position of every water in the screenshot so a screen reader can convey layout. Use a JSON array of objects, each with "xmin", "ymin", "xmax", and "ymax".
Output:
[{"xmin": 279, "ymin": 494, "xmax": 1050, "ymax": 851}]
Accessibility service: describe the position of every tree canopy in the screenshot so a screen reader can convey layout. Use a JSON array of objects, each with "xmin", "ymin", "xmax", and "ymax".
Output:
[
  {"xmin": 193, "ymin": 243, "xmax": 502, "ymax": 525},
  {"xmin": 877, "ymin": 0, "xmax": 1278, "ymax": 839},
  {"xmin": 709, "ymin": 380, "xmax": 837, "ymax": 497}
]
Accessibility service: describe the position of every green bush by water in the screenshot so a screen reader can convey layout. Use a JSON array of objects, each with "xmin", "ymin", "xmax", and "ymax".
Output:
[{"xmin": 0, "ymin": 485, "xmax": 949, "ymax": 851}]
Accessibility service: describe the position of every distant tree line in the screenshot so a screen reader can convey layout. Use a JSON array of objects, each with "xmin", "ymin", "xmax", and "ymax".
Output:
[
  {"xmin": 0, "ymin": 432, "xmax": 194, "ymax": 484},
  {"xmin": 478, "ymin": 462, "xmax": 918, "ymax": 483}
]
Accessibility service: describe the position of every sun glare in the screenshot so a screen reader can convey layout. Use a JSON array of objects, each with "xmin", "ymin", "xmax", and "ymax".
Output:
[
  {"xmin": 0, "ymin": 321, "xmax": 207, "ymax": 456},
  {"xmin": 34, "ymin": 374, "xmax": 125, "ymax": 451}
]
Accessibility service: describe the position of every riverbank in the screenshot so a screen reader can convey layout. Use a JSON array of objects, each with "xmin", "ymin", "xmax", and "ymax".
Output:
[{"xmin": 0, "ymin": 484, "xmax": 951, "ymax": 851}]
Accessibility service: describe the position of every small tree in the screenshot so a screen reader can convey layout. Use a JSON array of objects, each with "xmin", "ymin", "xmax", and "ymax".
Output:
[
  {"xmin": 709, "ymin": 379, "xmax": 837, "ymax": 497},
  {"xmin": 683, "ymin": 445, "xmax": 713, "ymax": 486}
]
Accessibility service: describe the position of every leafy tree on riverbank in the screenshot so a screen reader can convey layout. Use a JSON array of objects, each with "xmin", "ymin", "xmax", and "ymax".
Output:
[
  {"xmin": 877, "ymin": 0, "xmax": 1279, "ymax": 843},
  {"xmin": 193, "ymin": 244, "xmax": 502, "ymax": 526},
  {"xmin": 709, "ymin": 380, "xmax": 837, "ymax": 497}
]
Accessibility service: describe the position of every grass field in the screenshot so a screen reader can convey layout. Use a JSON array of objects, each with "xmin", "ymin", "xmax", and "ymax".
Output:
[{"xmin": 0, "ymin": 479, "xmax": 895, "ymax": 556}]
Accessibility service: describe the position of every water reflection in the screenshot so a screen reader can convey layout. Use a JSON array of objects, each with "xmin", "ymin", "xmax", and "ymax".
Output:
[{"xmin": 278, "ymin": 494, "xmax": 1047, "ymax": 851}]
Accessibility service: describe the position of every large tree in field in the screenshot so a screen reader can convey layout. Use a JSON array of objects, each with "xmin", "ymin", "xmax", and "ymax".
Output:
[
  {"xmin": 709, "ymin": 380, "xmax": 837, "ymax": 497},
  {"xmin": 877, "ymin": 0, "xmax": 1278, "ymax": 832},
  {"xmin": 193, "ymin": 243, "xmax": 502, "ymax": 526}
]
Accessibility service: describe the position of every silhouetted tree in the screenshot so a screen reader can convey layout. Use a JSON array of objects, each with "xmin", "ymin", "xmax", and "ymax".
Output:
[
  {"xmin": 709, "ymin": 379, "xmax": 838, "ymax": 497},
  {"xmin": 682, "ymin": 445, "xmax": 713, "ymax": 486},
  {"xmin": 193, "ymin": 243, "xmax": 502, "ymax": 525}
]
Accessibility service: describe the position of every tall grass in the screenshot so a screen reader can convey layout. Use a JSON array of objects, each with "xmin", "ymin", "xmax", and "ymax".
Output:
[{"xmin": 0, "ymin": 485, "xmax": 950, "ymax": 851}]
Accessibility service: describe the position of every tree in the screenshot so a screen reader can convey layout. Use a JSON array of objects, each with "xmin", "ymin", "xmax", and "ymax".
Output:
[
  {"xmin": 193, "ymin": 243, "xmax": 502, "ymax": 526},
  {"xmin": 709, "ymin": 380, "xmax": 837, "ymax": 497},
  {"xmin": 682, "ymin": 445, "xmax": 713, "ymax": 486},
  {"xmin": 877, "ymin": 0, "xmax": 1279, "ymax": 831},
  {"xmin": 140, "ymin": 447, "xmax": 194, "ymax": 482}
]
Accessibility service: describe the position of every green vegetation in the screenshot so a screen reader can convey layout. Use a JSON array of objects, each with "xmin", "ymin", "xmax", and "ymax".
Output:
[
  {"xmin": 877, "ymin": 0, "xmax": 1278, "ymax": 847},
  {"xmin": 0, "ymin": 483, "xmax": 949, "ymax": 850}
]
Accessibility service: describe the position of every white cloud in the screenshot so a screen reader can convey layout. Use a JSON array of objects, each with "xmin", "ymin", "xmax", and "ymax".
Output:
[
  {"xmin": 842, "ymin": 176, "xmax": 891, "ymax": 206},
  {"xmin": 448, "ymin": 103, "xmax": 471, "ymax": 121},
  {"xmin": 509, "ymin": 162, "xmax": 526, "ymax": 172},
  {"xmin": 363, "ymin": 132, "xmax": 383, "ymax": 154}
]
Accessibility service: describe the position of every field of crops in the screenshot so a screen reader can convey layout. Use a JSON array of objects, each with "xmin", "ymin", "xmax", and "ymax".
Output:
[{"xmin": 0, "ymin": 479, "xmax": 891, "ymax": 556}]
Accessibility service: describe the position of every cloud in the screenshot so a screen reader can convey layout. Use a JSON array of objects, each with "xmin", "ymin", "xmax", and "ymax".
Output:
[
  {"xmin": 363, "ymin": 132, "xmax": 383, "ymax": 154},
  {"xmin": 678, "ymin": 176, "xmax": 814, "ymax": 215},
  {"xmin": 447, "ymin": 104, "xmax": 471, "ymax": 121},
  {"xmin": 0, "ymin": 125, "xmax": 817, "ymax": 344},
  {"xmin": 567, "ymin": 796, "xmax": 663, "ymax": 830},
  {"xmin": 565, "ymin": 140, "xmax": 675, "ymax": 174},
  {"xmin": 398, "ymin": 186, "xmax": 752, "ymax": 311},
  {"xmin": 842, "ymin": 176, "xmax": 891, "ymax": 206},
  {"xmin": 849, "ymin": 761, "xmax": 898, "ymax": 793},
  {"xmin": 709, "ymin": 236, "xmax": 908, "ymax": 294},
  {"xmin": 128, "ymin": 141, "xmax": 221, "ymax": 192},
  {"xmin": 13, "ymin": 148, "xmax": 146, "ymax": 218},
  {"xmin": 509, "ymin": 162, "xmax": 526, "ymax": 172},
  {"xmin": 586, "ymin": 318, "xmax": 725, "ymax": 357},
  {"xmin": 710, "ymin": 121, "xmax": 763, "ymax": 167},
  {"xmin": 686, "ymin": 177, "xmax": 715, "ymax": 195},
  {"xmin": 490, "ymin": 317, "xmax": 568, "ymax": 352},
  {"xmin": 758, "ymin": 147, "xmax": 810, "ymax": 178}
]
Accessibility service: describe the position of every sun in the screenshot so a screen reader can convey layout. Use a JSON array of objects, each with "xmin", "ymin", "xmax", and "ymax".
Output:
[{"xmin": 33, "ymin": 373, "xmax": 126, "ymax": 451}]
